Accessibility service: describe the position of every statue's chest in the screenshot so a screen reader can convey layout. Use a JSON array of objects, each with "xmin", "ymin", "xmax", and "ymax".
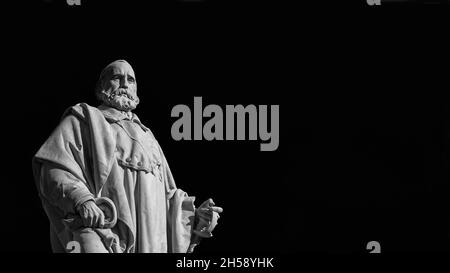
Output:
[{"xmin": 111, "ymin": 120, "xmax": 163, "ymax": 179}]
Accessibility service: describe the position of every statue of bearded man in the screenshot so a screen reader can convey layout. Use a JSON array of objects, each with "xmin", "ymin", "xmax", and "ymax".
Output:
[{"xmin": 32, "ymin": 60, "xmax": 222, "ymax": 253}]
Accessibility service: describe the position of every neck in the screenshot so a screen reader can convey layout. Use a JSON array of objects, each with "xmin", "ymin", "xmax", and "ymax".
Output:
[{"xmin": 121, "ymin": 110, "xmax": 133, "ymax": 119}]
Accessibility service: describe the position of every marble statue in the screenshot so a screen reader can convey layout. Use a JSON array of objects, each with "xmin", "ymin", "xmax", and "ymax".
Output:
[{"xmin": 32, "ymin": 60, "xmax": 223, "ymax": 253}]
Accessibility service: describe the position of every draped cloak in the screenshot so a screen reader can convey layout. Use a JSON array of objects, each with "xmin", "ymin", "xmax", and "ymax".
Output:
[{"xmin": 32, "ymin": 103, "xmax": 196, "ymax": 253}]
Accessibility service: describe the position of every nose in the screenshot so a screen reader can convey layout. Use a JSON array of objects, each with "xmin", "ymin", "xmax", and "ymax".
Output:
[{"xmin": 120, "ymin": 77, "xmax": 129, "ymax": 89}]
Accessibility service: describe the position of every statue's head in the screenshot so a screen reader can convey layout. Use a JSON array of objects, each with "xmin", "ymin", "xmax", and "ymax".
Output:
[{"xmin": 95, "ymin": 60, "xmax": 140, "ymax": 112}]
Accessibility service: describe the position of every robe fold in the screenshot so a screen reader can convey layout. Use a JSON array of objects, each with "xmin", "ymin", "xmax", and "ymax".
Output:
[{"xmin": 32, "ymin": 103, "xmax": 196, "ymax": 253}]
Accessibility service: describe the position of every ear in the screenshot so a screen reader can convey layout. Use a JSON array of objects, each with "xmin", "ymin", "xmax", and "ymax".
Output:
[
  {"xmin": 100, "ymin": 77, "xmax": 106, "ymax": 90},
  {"xmin": 95, "ymin": 77, "xmax": 107, "ymax": 101},
  {"xmin": 100, "ymin": 74, "xmax": 111, "ymax": 92}
]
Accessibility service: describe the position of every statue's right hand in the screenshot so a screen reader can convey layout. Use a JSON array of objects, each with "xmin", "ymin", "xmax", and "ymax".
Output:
[{"xmin": 76, "ymin": 200, "xmax": 105, "ymax": 228}]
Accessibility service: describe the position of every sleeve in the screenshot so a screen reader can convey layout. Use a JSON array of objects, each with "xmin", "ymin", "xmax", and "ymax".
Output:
[
  {"xmin": 33, "ymin": 114, "xmax": 96, "ymax": 216},
  {"xmin": 167, "ymin": 189, "xmax": 196, "ymax": 253},
  {"xmin": 154, "ymin": 141, "xmax": 197, "ymax": 253},
  {"xmin": 39, "ymin": 162, "xmax": 94, "ymax": 215}
]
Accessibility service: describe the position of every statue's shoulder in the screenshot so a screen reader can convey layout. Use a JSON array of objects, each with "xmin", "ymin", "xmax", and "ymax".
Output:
[{"xmin": 61, "ymin": 102, "xmax": 103, "ymax": 123}]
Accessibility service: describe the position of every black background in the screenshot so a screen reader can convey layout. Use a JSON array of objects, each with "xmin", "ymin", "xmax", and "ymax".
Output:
[{"xmin": 0, "ymin": 0, "xmax": 449, "ymax": 259}]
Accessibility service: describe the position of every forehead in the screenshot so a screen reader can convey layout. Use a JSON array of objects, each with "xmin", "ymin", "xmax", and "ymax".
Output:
[{"xmin": 105, "ymin": 62, "xmax": 135, "ymax": 77}]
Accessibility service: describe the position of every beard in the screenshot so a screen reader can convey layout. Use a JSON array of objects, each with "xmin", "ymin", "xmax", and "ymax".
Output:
[{"xmin": 99, "ymin": 88, "xmax": 140, "ymax": 112}]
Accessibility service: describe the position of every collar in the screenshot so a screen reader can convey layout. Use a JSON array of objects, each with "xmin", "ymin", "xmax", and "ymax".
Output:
[{"xmin": 98, "ymin": 104, "xmax": 149, "ymax": 132}]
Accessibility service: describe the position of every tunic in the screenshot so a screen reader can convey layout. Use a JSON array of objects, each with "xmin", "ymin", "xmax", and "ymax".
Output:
[{"xmin": 32, "ymin": 103, "xmax": 196, "ymax": 253}]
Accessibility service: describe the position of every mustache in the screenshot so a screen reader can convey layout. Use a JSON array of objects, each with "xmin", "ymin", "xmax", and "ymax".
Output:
[{"xmin": 109, "ymin": 88, "xmax": 137, "ymax": 100}]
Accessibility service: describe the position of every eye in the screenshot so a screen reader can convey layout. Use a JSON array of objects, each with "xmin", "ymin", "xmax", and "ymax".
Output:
[
  {"xmin": 128, "ymin": 76, "xmax": 135, "ymax": 83},
  {"xmin": 111, "ymin": 75, "xmax": 120, "ymax": 81}
]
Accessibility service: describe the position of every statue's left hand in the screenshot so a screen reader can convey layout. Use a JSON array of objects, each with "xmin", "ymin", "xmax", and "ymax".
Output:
[
  {"xmin": 187, "ymin": 199, "xmax": 223, "ymax": 252},
  {"xmin": 195, "ymin": 198, "xmax": 223, "ymax": 235}
]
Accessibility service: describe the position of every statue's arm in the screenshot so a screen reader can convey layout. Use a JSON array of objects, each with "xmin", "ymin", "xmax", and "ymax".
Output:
[
  {"xmin": 35, "ymin": 114, "xmax": 95, "ymax": 215},
  {"xmin": 39, "ymin": 162, "xmax": 95, "ymax": 215},
  {"xmin": 159, "ymin": 145, "xmax": 222, "ymax": 253}
]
